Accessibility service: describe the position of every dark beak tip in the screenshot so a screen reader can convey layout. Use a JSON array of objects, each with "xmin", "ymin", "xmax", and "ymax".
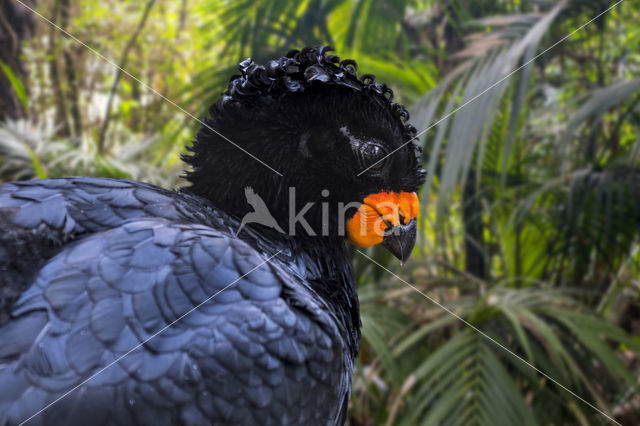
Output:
[{"xmin": 381, "ymin": 219, "xmax": 417, "ymax": 264}]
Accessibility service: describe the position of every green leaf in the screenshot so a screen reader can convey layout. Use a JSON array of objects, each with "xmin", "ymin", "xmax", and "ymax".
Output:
[
  {"xmin": 24, "ymin": 145, "xmax": 47, "ymax": 179},
  {"xmin": 0, "ymin": 61, "xmax": 28, "ymax": 111}
]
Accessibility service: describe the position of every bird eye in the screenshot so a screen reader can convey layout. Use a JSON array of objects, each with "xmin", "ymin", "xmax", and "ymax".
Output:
[{"xmin": 361, "ymin": 143, "xmax": 386, "ymax": 171}]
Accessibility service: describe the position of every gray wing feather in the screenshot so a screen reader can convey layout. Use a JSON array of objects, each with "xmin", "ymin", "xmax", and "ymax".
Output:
[{"xmin": 0, "ymin": 218, "xmax": 345, "ymax": 426}]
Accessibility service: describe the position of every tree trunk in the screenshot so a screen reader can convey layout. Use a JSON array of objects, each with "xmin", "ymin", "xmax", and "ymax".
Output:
[
  {"xmin": 0, "ymin": 0, "xmax": 35, "ymax": 121},
  {"xmin": 48, "ymin": 0, "xmax": 71, "ymax": 136},
  {"xmin": 97, "ymin": 0, "xmax": 156, "ymax": 153},
  {"xmin": 59, "ymin": 0, "xmax": 82, "ymax": 139}
]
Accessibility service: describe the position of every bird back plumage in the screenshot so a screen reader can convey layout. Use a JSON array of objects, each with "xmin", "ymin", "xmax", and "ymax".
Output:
[{"xmin": 0, "ymin": 178, "xmax": 354, "ymax": 425}]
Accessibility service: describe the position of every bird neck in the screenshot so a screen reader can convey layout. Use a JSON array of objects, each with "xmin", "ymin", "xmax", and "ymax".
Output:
[
  {"xmin": 299, "ymin": 236, "xmax": 361, "ymax": 359},
  {"xmin": 238, "ymin": 224, "xmax": 362, "ymax": 358}
]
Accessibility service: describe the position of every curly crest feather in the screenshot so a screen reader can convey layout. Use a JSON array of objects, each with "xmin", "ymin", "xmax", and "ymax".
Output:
[{"xmin": 219, "ymin": 45, "xmax": 418, "ymax": 149}]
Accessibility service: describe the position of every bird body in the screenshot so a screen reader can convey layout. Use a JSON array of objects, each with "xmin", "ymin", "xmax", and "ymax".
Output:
[
  {"xmin": 0, "ymin": 177, "xmax": 354, "ymax": 425},
  {"xmin": 0, "ymin": 46, "xmax": 425, "ymax": 425}
]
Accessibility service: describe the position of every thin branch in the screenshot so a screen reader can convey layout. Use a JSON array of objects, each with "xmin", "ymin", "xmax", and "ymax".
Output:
[
  {"xmin": 97, "ymin": 0, "xmax": 156, "ymax": 154},
  {"xmin": 0, "ymin": 1, "xmax": 19, "ymax": 54},
  {"xmin": 176, "ymin": 0, "xmax": 187, "ymax": 39}
]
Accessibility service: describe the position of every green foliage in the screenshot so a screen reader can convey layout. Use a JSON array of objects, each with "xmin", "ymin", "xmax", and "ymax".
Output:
[
  {"xmin": 0, "ymin": 120, "xmax": 179, "ymax": 186},
  {"xmin": 0, "ymin": 61, "xmax": 28, "ymax": 111},
  {"xmin": 1, "ymin": 0, "xmax": 639, "ymax": 424}
]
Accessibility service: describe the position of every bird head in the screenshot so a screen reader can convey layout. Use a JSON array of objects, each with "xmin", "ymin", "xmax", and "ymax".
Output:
[{"xmin": 183, "ymin": 46, "xmax": 426, "ymax": 263}]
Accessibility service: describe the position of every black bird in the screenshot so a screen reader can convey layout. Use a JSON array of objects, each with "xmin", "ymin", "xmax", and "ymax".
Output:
[{"xmin": 0, "ymin": 46, "xmax": 425, "ymax": 425}]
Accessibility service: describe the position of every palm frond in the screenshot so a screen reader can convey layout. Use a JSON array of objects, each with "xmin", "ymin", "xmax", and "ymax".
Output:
[{"xmin": 412, "ymin": 1, "xmax": 567, "ymax": 223}]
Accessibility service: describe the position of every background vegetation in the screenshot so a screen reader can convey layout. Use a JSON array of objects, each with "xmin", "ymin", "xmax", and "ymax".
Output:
[{"xmin": 1, "ymin": 0, "xmax": 639, "ymax": 424}]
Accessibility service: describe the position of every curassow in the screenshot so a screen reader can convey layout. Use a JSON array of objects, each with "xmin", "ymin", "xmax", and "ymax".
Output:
[{"xmin": 0, "ymin": 46, "xmax": 426, "ymax": 425}]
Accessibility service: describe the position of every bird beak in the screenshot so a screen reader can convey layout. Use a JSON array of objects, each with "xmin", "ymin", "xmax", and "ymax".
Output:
[
  {"xmin": 346, "ymin": 191, "xmax": 419, "ymax": 263},
  {"xmin": 380, "ymin": 218, "xmax": 417, "ymax": 264}
]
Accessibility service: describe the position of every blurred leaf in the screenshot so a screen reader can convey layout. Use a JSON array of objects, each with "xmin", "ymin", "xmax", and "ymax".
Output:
[
  {"xmin": 560, "ymin": 78, "xmax": 640, "ymax": 171},
  {"xmin": 0, "ymin": 61, "xmax": 28, "ymax": 111}
]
